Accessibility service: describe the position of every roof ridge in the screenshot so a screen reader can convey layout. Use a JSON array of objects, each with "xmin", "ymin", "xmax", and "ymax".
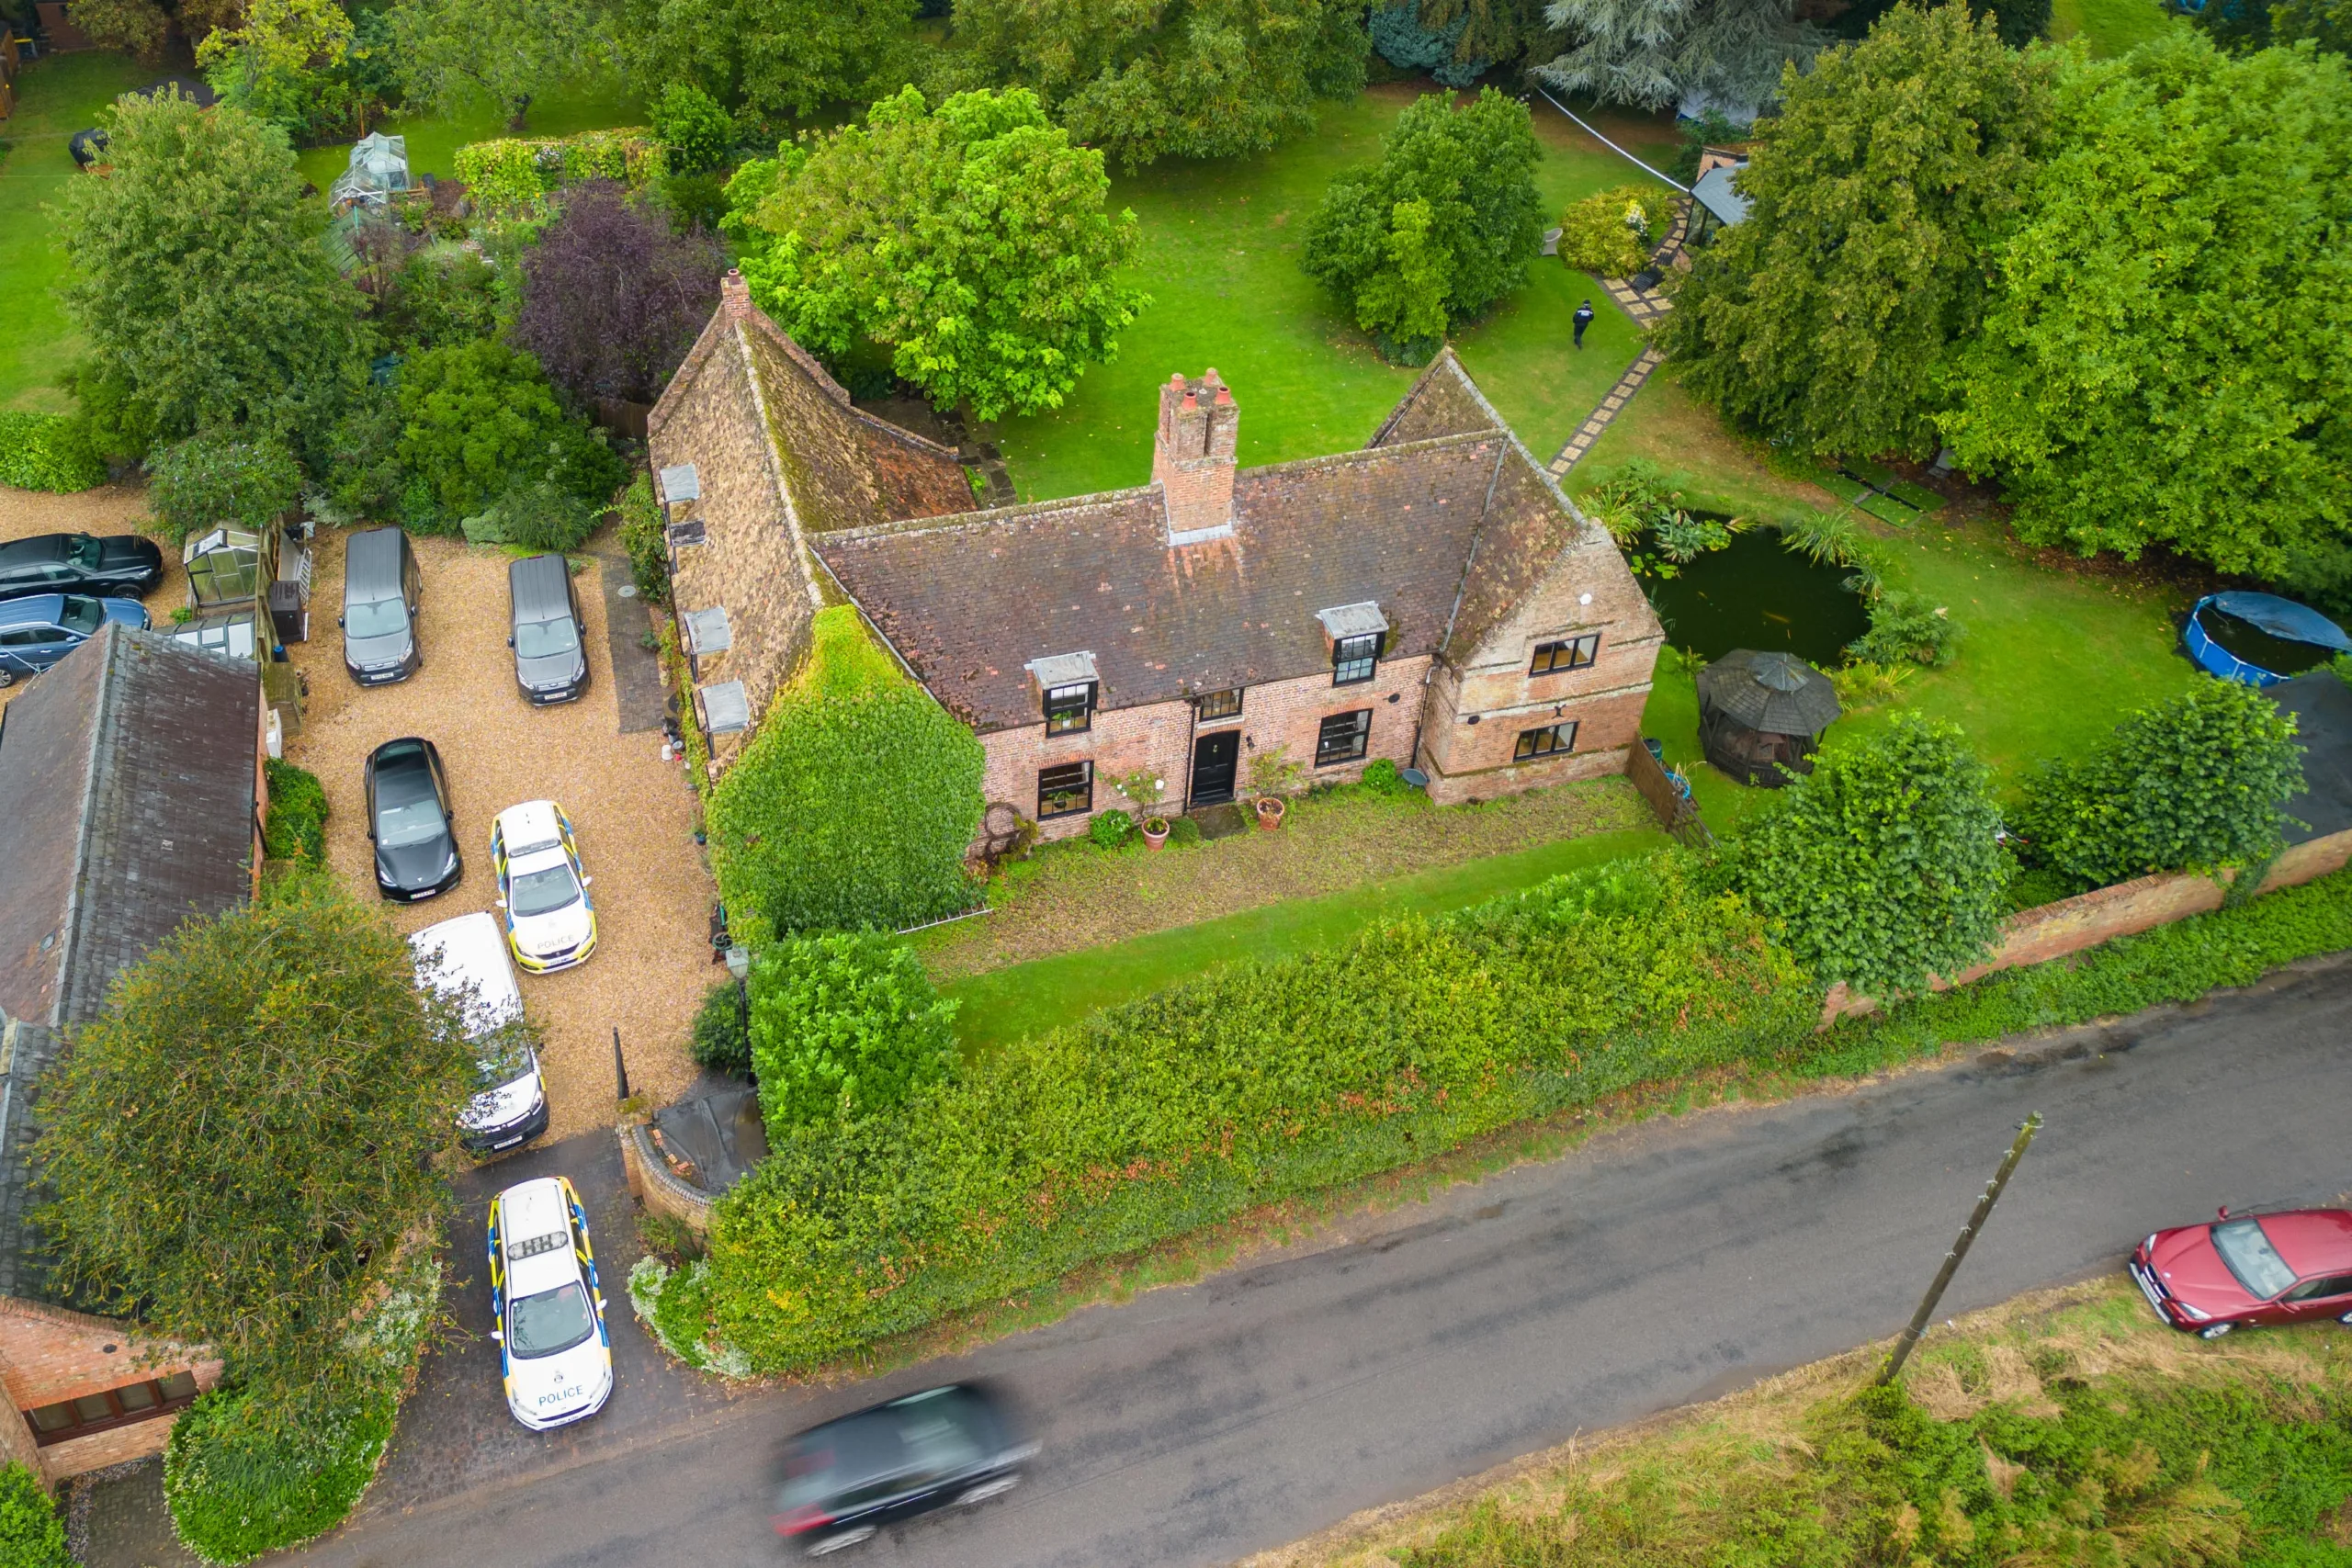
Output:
[
  {"xmin": 822, "ymin": 483, "xmax": 1161, "ymax": 546},
  {"xmin": 1365, "ymin": 346, "xmax": 1497, "ymax": 448},
  {"xmin": 53, "ymin": 626, "xmax": 127, "ymax": 1028},
  {"xmin": 1245, "ymin": 427, "xmax": 1501, "ymax": 479}
]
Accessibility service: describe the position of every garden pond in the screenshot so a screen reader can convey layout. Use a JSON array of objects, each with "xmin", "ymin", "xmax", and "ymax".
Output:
[{"xmin": 1637, "ymin": 520, "xmax": 1871, "ymax": 667}]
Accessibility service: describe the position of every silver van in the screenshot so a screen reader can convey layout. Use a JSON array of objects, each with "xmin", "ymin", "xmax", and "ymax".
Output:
[
  {"xmin": 506, "ymin": 554, "xmax": 588, "ymax": 705},
  {"xmin": 342, "ymin": 527, "xmax": 422, "ymax": 685},
  {"xmin": 410, "ymin": 912, "xmax": 548, "ymax": 1155}
]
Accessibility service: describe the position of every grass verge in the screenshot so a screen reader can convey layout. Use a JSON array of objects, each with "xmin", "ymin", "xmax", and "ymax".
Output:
[{"xmin": 2052, "ymin": 0, "xmax": 2188, "ymax": 56}]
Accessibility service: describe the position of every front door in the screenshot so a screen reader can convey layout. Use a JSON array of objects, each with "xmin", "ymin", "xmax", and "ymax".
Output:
[{"xmin": 1190, "ymin": 729, "xmax": 1239, "ymax": 807}]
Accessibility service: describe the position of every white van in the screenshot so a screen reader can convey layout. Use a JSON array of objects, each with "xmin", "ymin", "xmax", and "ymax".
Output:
[{"xmin": 411, "ymin": 912, "xmax": 549, "ymax": 1155}]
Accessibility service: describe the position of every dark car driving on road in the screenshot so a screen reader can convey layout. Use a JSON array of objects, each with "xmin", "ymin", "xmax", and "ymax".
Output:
[
  {"xmin": 507, "ymin": 552, "xmax": 588, "ymax": 705},
  {"xmin": 366, "ymin": 736, "xmax": 461, "ymax": 901},
  {"xmin": 774, "ymin": 1385, "xmax": 1033, "ymax": 1557},
  {"xmin": 342, "ymin": 527, "xmax": 423, "ymax": 685},
  {"xmin": 0, "ymin": 532, "xmax": 164, "ymax": 604},
  {"xmin": 2132, "ymin": 1206, "xmax": 2352, "ymax": 1339}
]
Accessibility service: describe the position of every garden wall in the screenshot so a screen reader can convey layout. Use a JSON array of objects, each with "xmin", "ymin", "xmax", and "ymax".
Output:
[
  {"xmin": 616, "ymin": 1124, "xmax": 714, "ymax": 1235},
  {"xmin": 1822, "ymin": 825, "xmax": 2352, "ymax": 1022}
]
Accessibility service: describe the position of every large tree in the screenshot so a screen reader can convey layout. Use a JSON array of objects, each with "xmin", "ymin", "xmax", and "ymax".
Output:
[
  {"xmin": 623, "ymin": 0, "xmax": 911, "ymax": 125},
  {"xmin": 953, "ymin": 0, "xmax": 1370, "ymax": 168},
  {"xmin": 54, "ymin": 89, "xmax": 368, "ymax": 449},
  {"xmin": 390, "ymin": 0, "xmax": 606, "ymax": 130},
  {"xmin": 512, "ymin": 181, "xmax": 727, "ymax": 406},
  {"xmin": 1536, "ymin": 0, "xmax": 1821, "ymax": 116},
  {"xmin": 1301, "ymin": 86, "xmax": 1544, "ymax": 362},
  {"xmin": 1662, "ymin": 5, "xmax": 2056, "ymax": 460},
  {"xmin": 1945, "ymin": 33, "xmax": 2352, "ymax": 582},
  {"xmin": 735, "ymin": 86, "xmax": 1146, "ymax": 419},
  {"xmin": 35, "ymin": 873, "xmax": 475, "ymax": 1402}
]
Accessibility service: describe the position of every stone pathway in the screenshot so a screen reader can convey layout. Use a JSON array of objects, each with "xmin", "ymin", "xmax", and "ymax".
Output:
[{"xmin": 1548, "ymin": 199, "xmax": 1691, "ymax": 479}]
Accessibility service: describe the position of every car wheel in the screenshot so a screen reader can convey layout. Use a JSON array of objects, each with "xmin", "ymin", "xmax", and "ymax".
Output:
[
  {"xmin": 2198, "ymin": 1322, "xmax": 2234, "ymax": 1340},
  {"xmin": 0, "ymin": 669, "xmax": 13, "ymax": 689},
  {"xmin": 957, "ymin": 1475, "xmax": 1020, "ymax": 1506},
  {"xmin": 807, "ymin": 1526, "xmax": 876, "ymax": 1557},
  {"xmin": 2338, "ymin": 1310, "xmax": 2352, "ymax": 1326}
]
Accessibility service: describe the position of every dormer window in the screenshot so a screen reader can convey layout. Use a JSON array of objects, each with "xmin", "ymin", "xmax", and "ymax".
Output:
[
  {"xmin": 1027, "ymin": 651, "xmax": 1099, "ymax": 735},
  {"xmin": 1317, "ymin": 603, "xmax": 1388, "ymax": 688}
]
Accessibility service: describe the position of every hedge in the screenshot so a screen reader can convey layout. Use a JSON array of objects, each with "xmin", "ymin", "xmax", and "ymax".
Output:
[
  {"xmin": 0, "ymin": 412, "xmax": 106, "ymax": 493},
  {"xmin": 0, "ymin": 1462, "xmax": 68, "ymax": 1568},
  {"xmin": 262, "ymin": 759, "xmax": 328, "ymax": 864},
  {"xmin": 703, "ymin": 853, "xmax": 1815, "ymax": 1371},
  {"xmin": 454, "ymin": 130, "xmax": 668, "ymax": 219}
]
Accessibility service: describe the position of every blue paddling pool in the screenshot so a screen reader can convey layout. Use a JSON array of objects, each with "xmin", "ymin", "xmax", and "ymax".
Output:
[{"xmin": 2184, "ymin": 592, "xmax": 2351, "ymax": 687}]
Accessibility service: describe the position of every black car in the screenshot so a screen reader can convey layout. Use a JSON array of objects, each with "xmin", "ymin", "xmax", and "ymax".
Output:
[
  {"xmin": 0, "ymin": 533, "xmax": 164, "ymax": 604},
  {"xmin": 773, "ymin": 1385, "xmax": 1032, "ymax": 1556},
  {"xmin": 366, "ymin": 738, "xmax": 461, "ymax": 901},
  {"xmin": 342, "ymin": 527, "xmax": 423, "ymax": 686},
  {"xmin": 507, "ymin": 553, "xmax": 589, "ymax": 705}
]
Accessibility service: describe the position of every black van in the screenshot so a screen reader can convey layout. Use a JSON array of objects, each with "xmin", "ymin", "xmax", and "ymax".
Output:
[
  {"xmin": 772, "ymin": 1385, "xmax": 1033, "ymax": 1556},
  {"xmin": 507, "ymin": 554, "xmax": 589, "ymax": 705},
  {"xmin": 341, "ymin": 527, "xmax": 423, "ymax": 685}
]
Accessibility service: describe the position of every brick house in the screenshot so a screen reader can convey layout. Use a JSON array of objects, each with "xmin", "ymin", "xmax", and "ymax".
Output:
[
  {"xmin": 0, "ymin": 626, "xmax": 263, "ymax": 1485},
  {"xmin": 650, "ymin": 273, "xmax": 1662, "ymax": 837}
]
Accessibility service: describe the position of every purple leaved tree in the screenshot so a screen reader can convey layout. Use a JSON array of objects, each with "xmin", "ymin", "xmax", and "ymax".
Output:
[{"xmin": 512, "ymin": 180, "xmax": 727, "ymax": 408}]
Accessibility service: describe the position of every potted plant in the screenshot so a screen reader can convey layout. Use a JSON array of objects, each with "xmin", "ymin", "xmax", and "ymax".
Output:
[
  {"xmin": 1248, "ymin": 745, "xmax": 1301, "ymax": 830},
  {"xmin": 1118, "ymin": 769, "xmax": 1171, "ymax": 850}
]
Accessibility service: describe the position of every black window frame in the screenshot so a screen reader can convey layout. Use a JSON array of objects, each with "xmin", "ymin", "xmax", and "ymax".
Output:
[
  {"xmin": 1513, "ymin": 721, "xmax": 1578, "ymax": 761},
  {"xmin": 1193, "ymin": 687, "xmax": 1243, "ymax": 722},
  {"xmin": 1529, "ymin": 634, "xmax": 1601, "ymax": 676},
  {"xmin": 25, "ymin": 1371, "xmax": 200, "ymax": 1447},
  {"xmin": 1037, "ymin": 761, "xmax": 1093, "ymax": 819},
  {"xmin": 1331, "ymin": 633, "xmax": 1382, "ymax": 687},
  {"xmin": 1315, "ymin": 709, "xmax": 1374, "ymax": 768},
  {"xmin": 1042, "ymin": 681, "xmax": 1095, "ymax": 736}
]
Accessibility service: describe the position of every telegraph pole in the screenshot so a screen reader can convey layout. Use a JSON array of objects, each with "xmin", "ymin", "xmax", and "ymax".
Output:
[{"xmin": 1879, "ymin": 1113, "xmax": 2042, "ymax": 1385}]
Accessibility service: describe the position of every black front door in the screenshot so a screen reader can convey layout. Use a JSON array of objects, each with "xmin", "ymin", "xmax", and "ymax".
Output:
[{"xmin": 1190, "ymin": 729, "xmax": 1239, "ymax": 807}]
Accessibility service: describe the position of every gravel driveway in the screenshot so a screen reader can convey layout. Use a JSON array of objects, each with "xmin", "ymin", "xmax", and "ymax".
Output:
[
  {"xmin": 0, "ymin": 483, "xmax": 183, "ymax": 716},
  {"xmin": 284, "ymin": 526, "xmax": 713, "ymax": 1141}
]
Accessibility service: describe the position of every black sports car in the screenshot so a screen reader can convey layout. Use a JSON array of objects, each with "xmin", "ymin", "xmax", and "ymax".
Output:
[
  {"xmin": 366, "ymin": 738, "xmax": 462, "ymax": 902},
  {"xmin": 0, "ymin": 534, "xmax": 164, "ymax": 604}
]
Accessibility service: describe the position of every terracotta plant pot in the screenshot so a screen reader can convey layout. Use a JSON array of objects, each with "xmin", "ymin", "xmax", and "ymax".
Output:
[
  {"xmin": 1141, "ymin": 817, "xmax": 1170, "ymax": 851},
  {"xmin": 1255, "ymin": 796, "xmax": 1286, "ymax": 830}
]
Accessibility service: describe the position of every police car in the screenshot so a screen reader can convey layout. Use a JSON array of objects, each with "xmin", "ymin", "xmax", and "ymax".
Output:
[
  {"xmin": 490, "ymin": 800, "xmax": 598, "ymax": 973},
  {"xmin": 486, "ymin": 1176, "xmax": 613, "ymax": 1430}
]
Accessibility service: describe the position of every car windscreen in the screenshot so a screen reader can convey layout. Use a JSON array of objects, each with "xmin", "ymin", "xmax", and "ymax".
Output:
[
  {"xmin": 509, "ymin": 863, "xmax": 582, "ymax": 919},
  {"xmin": 514, "ymin": 616, "xmax": 579, "ymax": 660},
  {"xmin": 375, "ymin": 794, "xmax": 447, "ymax": 850},
  {"xmin": 345, "ymin": 597, "xmax": 408, "ymax": 640},
  {"xmin": 506, "ymin": 1281, "xmax": 595, "ymax": 1358},
  {"xmin": 59, "ymin": 597, "xmax": 103, "ymax": 636},
  {"xmin": 778, "ymin": 1416, "xmax": 903, "ymax": 1510},
  {"xmin": 472, "ymin": 1022, "xmax": 536, "ymax": 1089},
  {"xmin": 2211, "ymin": 1217, "xmax": 2297, "ymax": 1299}
]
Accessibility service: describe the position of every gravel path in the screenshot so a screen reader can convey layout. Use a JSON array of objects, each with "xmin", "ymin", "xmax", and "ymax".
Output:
[
  {"xmin": 919, "ymin": 776, "xmax": 1654, "ymax": 983},
  {"xmin": 284, "ymin": 526, "xmax": 713, "ymax": 1142}
]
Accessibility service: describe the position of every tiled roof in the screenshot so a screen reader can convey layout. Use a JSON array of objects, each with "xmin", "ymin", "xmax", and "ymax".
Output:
[{"xmin": 814, "ymin": 352, "xmax": 1610, "ymax": 733}]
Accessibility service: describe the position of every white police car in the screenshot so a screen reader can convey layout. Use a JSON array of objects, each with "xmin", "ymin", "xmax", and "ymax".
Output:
[
  {"xmin": 490, "ymin": 800, "xmax": 597, "ymax": 973},
  {"xmin": 486, "ymin": 1176, "xmax": 613, "ymax": 1429}
]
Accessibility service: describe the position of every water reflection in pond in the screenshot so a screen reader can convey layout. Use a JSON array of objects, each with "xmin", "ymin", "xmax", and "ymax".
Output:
[{"xmin": 1639, "ymin": 524, "xmax": 1870, "ymax": 667}]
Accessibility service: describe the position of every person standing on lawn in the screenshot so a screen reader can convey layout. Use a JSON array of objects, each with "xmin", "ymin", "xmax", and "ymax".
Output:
[{"xmin": 1573, "ymin": 299, "xmax": 1596, "ymax": 348}]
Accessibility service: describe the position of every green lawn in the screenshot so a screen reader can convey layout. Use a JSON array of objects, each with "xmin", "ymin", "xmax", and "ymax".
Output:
[
  {"xmin": 0, "ymin": 51, "xmax": 149, "ymax": 412},
  {"xmin": 2052, "ymin": 0, "xmax": 2188, "ymax": 56},
  {"xmin": 991, "ymin": 85, "xmax": 1679, "ymax": 502},
  {"xmin": 941, "ymin": 823, "xmax": 1667, "ymax": 1054}
]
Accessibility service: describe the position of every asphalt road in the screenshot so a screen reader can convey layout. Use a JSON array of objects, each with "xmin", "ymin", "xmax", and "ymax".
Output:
[{"xmin": 286, "ymin": 956, "xmax": 2352, "ymax": 1568}]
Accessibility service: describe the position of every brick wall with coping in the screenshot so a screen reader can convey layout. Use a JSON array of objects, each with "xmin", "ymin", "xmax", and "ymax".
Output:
[
  {"xmin": 0, "ymin": 1297, "xmax": 220, "ymax": 1486},
  {"xmin": 617, "ymin": 1124, "xmax": 715, "ymax": 1238},
  {"xmin": 1822, "ymin": 825, "xmax": 2352, "ymax": 1023}
]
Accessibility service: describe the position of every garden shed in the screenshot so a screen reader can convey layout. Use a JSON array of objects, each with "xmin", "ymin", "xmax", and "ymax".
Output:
[{"xmin": 1695, "ymin": 649, "xmax": 1839, "ymax": 785}]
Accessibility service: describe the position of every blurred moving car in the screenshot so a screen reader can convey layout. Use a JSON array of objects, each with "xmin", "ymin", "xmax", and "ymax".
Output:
[
  {"xmin": 366, "ymin": 737, "xmax": 461, "ymax": 901},
  {"xmin": 341, "ymin": 526, "xmax": 423, "ymax": 685},
  {"xmin": 0, "ymin": 593, "xmax": 149, "ymax": 685},
  {"xmin": 774, "ymin": 1385, "xmax": 1035, "ymax": 1556},
  {"xmin": 409, "ymin": 912, "xmax": 548, "ymax": 1156},
  {"xmin": 486, "ymin": 1175, "xmax": 612, "ymax": 1430},
  {"xmin": 0, "ymin": 532, "xmax": 164, "ymax": 603},
  {"xmin": 491, "ymin": 799, "xmax": 596, "ymax": 972},
  {"xmin": 2132, "ymin": 1206, "xmax": 2352, "ymax": 1339},
  {"xmin": 507, "ymin": 553, "xmax": 589, "ymax": 705}
]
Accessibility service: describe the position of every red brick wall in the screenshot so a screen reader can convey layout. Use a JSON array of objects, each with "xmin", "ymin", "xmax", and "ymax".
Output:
[{"xmin": 0, "ymin": 1298, "xmax": 220, "ymax": 1484}]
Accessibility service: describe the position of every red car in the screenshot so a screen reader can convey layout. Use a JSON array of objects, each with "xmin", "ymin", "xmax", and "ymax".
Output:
[{"xmin": 2132, "ymin": 1207, "xmax": 2352, "ymax": 1339}]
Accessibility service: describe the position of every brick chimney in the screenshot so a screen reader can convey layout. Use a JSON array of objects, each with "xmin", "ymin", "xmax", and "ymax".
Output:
[
  {"xmin": 720, "ymin": 268, "xmax": 752, "ymax": 321},
  {"xmin": 1152, "ymin": 369, "xmax": 1238, "ymax": 543}
]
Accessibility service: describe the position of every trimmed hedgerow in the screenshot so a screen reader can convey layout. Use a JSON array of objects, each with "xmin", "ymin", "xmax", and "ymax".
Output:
[
  {"xmin": 690, "ymin": 978, "xmax": 751, "ymax": 1076},
  {"xmin": 747, "ymin": 930, "xmax": 956, "ymax": 1138},
  {"xmin": 0, "ymin": 412, "xmax": 107, "ymax": 493},
  {"xmin": 164, "ymin": 1382, "xmax": 395, "ymax": 1565},
  {"xmin": 0, "ymin": 1461, "xmax": 69, "ymax": 1568},
  {"xmin": 702, "ymin": 852, "xmax": 1814, "ymax": 1372},
  {"xmin": 707, "ymin": 606, "xmax": 985, "ymax": 937},
  {"xmin": 262, "ymin": 758, "xmax": 328, "ymax": 864}
]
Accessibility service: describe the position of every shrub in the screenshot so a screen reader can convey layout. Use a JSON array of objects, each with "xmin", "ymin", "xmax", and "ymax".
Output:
[
  {"xmin": 1651, "ymin": 508, "xmax": 1734, "ymax": 563},
  {"xmin": 1088, "ymin": 808, "xmax": 1136, "ymax": 850},
  {"xmin": 700, "ymin": 853, "xmax": 1812, "ymax": 1371},
  {"xmin": 649, "ymin": 83, "xmax": 732, "ymax": 175},
  {"xmin": 458, "ymin": 479, "xmax": 599, "ymax": 552},
  {"xmin": 371, "ymin": 244, "xmax": 502, "ymax": 355},
  {"xmin": 616, "ymin": 472, "xmax": 670, "ymax": 605},
  {"xmin": 690, "ymin": 978, "xmax": 750, "ymax": 1076},
  {"xmin": 510, "ymin": 179, "xmax": 725, "ymax": 407},
  {"xmin": 0, "ymin": 412, "xmax": 106, "ymax": 493},
  {"xmin": 262, "ymin": 758, "xmax": 328, "ymax": 863},
  {"xmin": 746, "ymin": 931, "xmax": 957, "ymax": 1139},
  {"xmin": 164, "ymin": 1380, "xmax": 396, "ymax": 1565},
  {"xmin": 1736, "ymin": 713, "xmax": 2007, "ymax": 999},
  {"xmin": 1846, "ymin": 587, "xmax": 1963, "ymax": 668},
  {"xmin": 452, "ymin": 130, "xmax": 667, "ymax": 219},
  {"xmin": 626, "ymin": 1257, "xmax": 748, "ymax": 1378},
  {"xmin": 1577, "ymin": 457, "xmax": 1676, "ymax": 547},
  {"xmin": 2015, "ymin": 679, "xmax": 2307, "ymax": 892},
  {"xmin": 707, "ymin": 607, "xmax": 986, "ymax": 936},
  {"xmin": 1166, "ymin": 815, "xmax": 1204, "ymax": 848},
  {"xmin": 1555, "ymin": 183, "xmax": 1657, "ymax": 276},
  {"xmin": 145, "ymin": 429, "xmax": 303, "ymax": 545},
  {"xmin": 0, "ymin": 1462, "xmax": 68, "ymax": 1568},
  {"xmin": 393, "ymin": 339, "xmax": 624, "ymax": 528}
]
